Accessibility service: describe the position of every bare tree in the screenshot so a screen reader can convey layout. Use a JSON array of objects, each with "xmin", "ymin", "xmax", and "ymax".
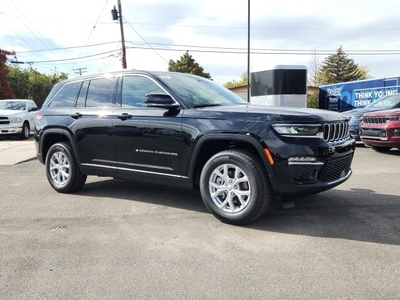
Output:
[{"xmin": 307, "ymin": 49, "xmax": 320, "ymax": 86}]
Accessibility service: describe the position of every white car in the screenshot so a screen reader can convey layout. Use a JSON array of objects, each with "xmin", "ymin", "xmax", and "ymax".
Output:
[{"xmin": 0, "ymin": 99, "xmax": 38, "ymax": 139}]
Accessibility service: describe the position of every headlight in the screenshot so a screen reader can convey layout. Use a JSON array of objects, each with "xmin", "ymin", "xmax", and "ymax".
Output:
[
  {"xmin": 387, "ymin": 116, "xmax": 400, "ymax": 121},
  {"xmin": 350, "ymin": 116, "xmax": 362, "ymax": 121},
  {"xmin": 10, "ymin": 117, "xmax": 23, "ymax": 123},
  {"xmin": 272, "ymin": 124, "xmax": 321, "ymax": 136}
]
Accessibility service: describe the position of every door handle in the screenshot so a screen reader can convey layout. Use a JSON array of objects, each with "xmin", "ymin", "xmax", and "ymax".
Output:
[
  {"xmin": 70, "ymin": 112, "xmax": 82, "ymax": 119},
  {"xmin": 116, "ymin": 113, "xmax": 132, "ymax": 120}
]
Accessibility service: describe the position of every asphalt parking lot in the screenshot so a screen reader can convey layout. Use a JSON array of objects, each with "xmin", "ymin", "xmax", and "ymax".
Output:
[{"xmin": 0, "ymin": 141, "xmax": 399, "ymax": 300}]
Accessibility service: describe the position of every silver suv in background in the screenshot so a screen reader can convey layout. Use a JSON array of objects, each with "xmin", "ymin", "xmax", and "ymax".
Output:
[{"xmin": 0, "ymin": 99, "xmax": 38, "ymax": 139}]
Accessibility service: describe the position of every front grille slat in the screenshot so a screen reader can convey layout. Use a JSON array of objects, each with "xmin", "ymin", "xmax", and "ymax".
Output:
[
  {"xmin": 323, "ymin": 122, "xmax": 349, "ymax": 142},
  {"xmin": 0, "ymin": 117, "xmax": 11, "ymax": 125},
  {"xmin": 362, "ymin": 116, "xmax": 387, "ymax": 124}
]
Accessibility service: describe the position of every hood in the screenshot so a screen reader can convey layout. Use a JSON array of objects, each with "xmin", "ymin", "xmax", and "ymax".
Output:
[
  {"xmin": 342, "ymin": 107, "xmax": 385, "ymax": 118},
  {"xmin": 0, "ymin": 109, "xmax": 25, "ymax": 117},
  {"xmin": 196, "ymin": 104, "xmax": 348, "ymax": 122},
  {"xmin": 363, "ymin": 108, "xmax": 400, "ymax": 117}
]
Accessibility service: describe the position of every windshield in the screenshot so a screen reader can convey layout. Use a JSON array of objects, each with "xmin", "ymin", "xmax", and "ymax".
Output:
[
  {"xmin": 155, "ymin": 72, "xmax": 247, "ymax": 107},
  {"xmin": 0, "ymin": 101, "xmax": 26, "ymax": 110},
  {"xmin": 365, "ymin": 94, "xmax": 400, "ymax": 109}
]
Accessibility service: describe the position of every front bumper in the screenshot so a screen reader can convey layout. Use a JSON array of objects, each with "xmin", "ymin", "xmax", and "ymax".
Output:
[
  {"xmin": 360, "ymin": 122, "xmax": 400, "ymax": 148},
  {"xmin": 0, "ymin": 125, "xmax": 23, "ymax": 135},
  {"xmin": 268, "ymin": 138, "xmax": 356, "ymax": 197}
]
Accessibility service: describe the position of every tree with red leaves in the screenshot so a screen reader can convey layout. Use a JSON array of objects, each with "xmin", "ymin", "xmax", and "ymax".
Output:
[{"xmin": 0, "ymin": 49, "xmax": 16, "ymax": 99}]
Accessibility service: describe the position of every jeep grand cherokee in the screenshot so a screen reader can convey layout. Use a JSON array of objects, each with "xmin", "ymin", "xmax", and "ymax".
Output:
[
  {"xmin": 360, "ymin": 108, "xmax": 400, "ymax": 151},
  {"xmin": 34, "ymin": 70, "xmax": 355, "ymax": 225}
]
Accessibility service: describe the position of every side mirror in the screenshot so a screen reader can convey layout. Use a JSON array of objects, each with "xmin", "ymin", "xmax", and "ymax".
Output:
[{"xmin": 145, "ymin": 93, "xmax": 179, "ymax": 110}]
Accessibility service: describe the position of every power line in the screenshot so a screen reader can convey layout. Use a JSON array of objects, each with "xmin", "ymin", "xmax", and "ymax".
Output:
[
  {"xmin": 126, "ymin": 46, "xmax": 400, "ymax": 56},
  {"xmin": 11, "ymin": 49, "xmax": 120, "ymax": 64},
  {"xmin": 11, "ymin": 45, "xmax": 400, "ymax": 68},
  {"xmin": 12, "ymin": 40, "xmax": 400, "ymax": 57},
  {"xmin": 3, "ymin": 9, "xmax": 400, "ymax": 32},
  {"xmin": 131, "ymin": 42, "xmax": 400, "ymax": 54},
  {"xmin": 72, "ymin": 0, "xmax": 110, "ymax": 71},
  {"xmin": 2, "ymin": 0, "xmax": 63, "ymax": 60},
  {"xmin": 15, "ymin": 41, "xmax": 121, "ymax": 54},
  {"xmin": 123, "ymin": 18, "xmax": 168, "ymax": 64},
  {"xmin": 130, "ymin": 22, "xmax": 400, "ymax": 31}
]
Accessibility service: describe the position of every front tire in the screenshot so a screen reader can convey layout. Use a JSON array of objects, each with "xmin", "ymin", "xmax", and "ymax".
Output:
[
  {"xmin": 20, "ymin": 122, "xmax": 30, "ymax": 140},
  {"xmin": 200, "ymin": 150, "xmax": 272, "ymax": 225},
  {"xmin": 45, "ymin": 142, "xmax": 87, "ymax": 193}
]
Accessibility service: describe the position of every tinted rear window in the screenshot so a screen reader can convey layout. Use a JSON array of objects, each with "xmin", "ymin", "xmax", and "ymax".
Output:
[{"xmin": 49, "ymin": 82, "xmax": 82, "ymax": 108}]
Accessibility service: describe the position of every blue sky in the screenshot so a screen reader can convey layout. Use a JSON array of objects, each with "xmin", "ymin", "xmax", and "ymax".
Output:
[{"xmin": 2, "ymin": 0, "xmax": 400, "ymax": 84}]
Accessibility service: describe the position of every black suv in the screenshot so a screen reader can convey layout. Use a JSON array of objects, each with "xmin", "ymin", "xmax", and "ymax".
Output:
[{"xmin": 35, "ymin": 70, "xmax": 355, "ymax": 225}]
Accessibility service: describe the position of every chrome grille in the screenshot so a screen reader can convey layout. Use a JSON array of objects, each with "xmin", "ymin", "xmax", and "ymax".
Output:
[
  {"xmin": 323, "ymin": 122, "xmax": 349, "ymax": 142},
  {"xmin": 362, "ymin": 116, "xmax": 387, "ymax": 124}
]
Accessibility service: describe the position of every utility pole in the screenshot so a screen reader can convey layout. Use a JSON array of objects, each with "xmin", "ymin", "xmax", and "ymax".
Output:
[
  {"xmin": 247, "ymin": 0, "xmax": 250, "ymax": 103},
  {"xmin": 111, "ymin": 0, "xmax": 127, "ymax": 69},
  {"xmin": 73, "ymin": 67, "xmax": 87, "ymax": 76}
]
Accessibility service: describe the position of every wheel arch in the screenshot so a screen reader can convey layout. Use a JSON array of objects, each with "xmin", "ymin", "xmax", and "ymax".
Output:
[
  {"xmin": 188, "ymin": 133, "xmax": 274, "ymax": 189},
  {"xmin": 39, "ymin": 129, "xmax": 80, "ymax": 165}
]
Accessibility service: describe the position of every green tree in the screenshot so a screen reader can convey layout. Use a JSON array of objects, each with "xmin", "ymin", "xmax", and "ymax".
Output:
[
  {"xmin": 316, "ymin": 46, "xmax": 367, "ymax": 85},
  {"xmin": 7, "ymin": 66, "xmax": 29, "ymax": 99},
  {"xmin": 307, "ymin": 91, "xmax": 319, "ymax": 108},
  {"xmin": 7, "ymin": 66, "xmax": 68, "ymax": 107},
  {"xmin": 168, "ymin": 51, "xmax": 211, "ymax": 79},
  {"xmin": 0, "ymin": 49, "xmax": 15, "ymax": 99},
  {"xmin": 224, "ymin": 72, "xmax": 248, "ymax": 88}
]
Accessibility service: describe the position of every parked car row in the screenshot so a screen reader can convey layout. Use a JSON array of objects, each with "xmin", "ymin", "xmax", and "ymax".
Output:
[
  {"xmin": 342, "ymin": 94, "xmax": 400, "ymax": 151},
  {"xmin": 0, "ymin": 99, "xmax": 38, "ymax": 139}
]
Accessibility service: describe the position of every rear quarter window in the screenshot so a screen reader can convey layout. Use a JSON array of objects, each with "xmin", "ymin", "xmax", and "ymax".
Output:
[{"xmin": 49, "ymin": 81, "xmax": 83, "ymax": 107}]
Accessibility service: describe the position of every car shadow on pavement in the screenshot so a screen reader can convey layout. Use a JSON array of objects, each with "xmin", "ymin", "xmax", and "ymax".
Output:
[
  {"xmin": 78, "ymin": 178, "xmax": 400, "ymax": 246},
  {"xmin": 251, "ymin": 188, "xmax": 400, "ymax": 246},
  {"xmin": 77, "ymin": 178, "xmax": 208, "ymax": 213}
]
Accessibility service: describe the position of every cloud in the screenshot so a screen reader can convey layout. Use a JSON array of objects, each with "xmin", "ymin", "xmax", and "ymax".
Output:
[{"xmin": 2, "ymin": 0, "xmax": 400, "ymax": 83}]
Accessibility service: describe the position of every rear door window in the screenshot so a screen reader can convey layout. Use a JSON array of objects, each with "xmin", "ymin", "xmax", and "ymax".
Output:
[{"xmin": 85, "ymin": 78, "xmax": 117, "ymax": 107}]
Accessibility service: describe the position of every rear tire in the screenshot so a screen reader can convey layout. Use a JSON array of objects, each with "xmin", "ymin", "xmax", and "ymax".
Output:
[
  {"xmin": 200, "ymin": 150, "xmax": 272, "ymax": 225},
  {"xmin": 45, "ymin": 142, "xmax": 87, "ymax": 193}
]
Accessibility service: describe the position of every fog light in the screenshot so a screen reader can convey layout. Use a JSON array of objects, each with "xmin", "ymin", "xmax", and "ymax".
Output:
[{"xmin": 393, "ymin": 129, "xmax": 400, "ymax": 137}]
